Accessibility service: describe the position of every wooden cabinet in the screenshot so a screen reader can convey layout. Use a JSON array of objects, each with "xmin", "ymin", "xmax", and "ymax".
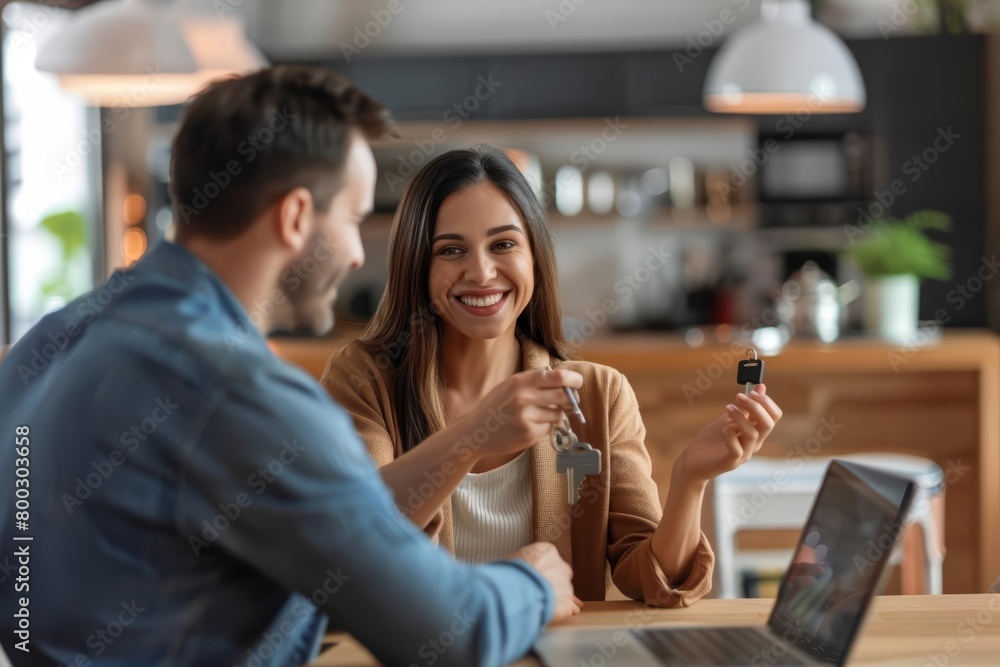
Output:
[
  {"xmin": 271, "ymin": 330, "xmax": 1000, "ymax": 594},
  {"xmin": 578, "ymin": 330, "xmax": 1000, "ymax": 594}
]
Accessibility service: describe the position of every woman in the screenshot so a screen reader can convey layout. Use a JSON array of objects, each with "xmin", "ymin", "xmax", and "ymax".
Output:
[{"xmin": 321, "ymin": 146, "xmax": 782, "ymax": 609}]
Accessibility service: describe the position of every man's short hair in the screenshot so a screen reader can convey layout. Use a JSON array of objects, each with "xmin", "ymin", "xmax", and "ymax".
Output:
[{"xmin": 170, "ymin": 65, "xmax": 394, "ymax": 241}]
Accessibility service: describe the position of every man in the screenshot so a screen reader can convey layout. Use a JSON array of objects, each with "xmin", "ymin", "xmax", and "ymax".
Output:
[{"xmin": 0, "ymin": 66, "xmax": 575, "ymax": 666}]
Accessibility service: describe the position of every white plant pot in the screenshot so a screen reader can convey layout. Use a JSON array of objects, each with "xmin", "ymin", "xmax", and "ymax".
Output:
[{"xmin": 863, "ymin": 274, "xmax": 920, "ymax": 342}]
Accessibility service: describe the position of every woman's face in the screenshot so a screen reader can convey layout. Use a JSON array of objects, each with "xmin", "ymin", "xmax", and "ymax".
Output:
[{"xmin": 428, "ymin": 181, "xmax": 535, "ymax": 342}]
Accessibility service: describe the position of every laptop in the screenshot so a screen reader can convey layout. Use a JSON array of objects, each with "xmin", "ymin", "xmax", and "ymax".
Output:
[{"xmin": 534, "ymin": 459, "xmax": 916, "ymax": 666}]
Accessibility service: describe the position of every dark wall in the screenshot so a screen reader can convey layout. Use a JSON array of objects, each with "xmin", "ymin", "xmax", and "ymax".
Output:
[{"xmin": 293, "ymin": 34, "xmax": 987, "ymax": 326}]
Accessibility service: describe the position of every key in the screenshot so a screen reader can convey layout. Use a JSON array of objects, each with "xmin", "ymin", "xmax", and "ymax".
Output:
[
  {"xmin": 737, "ymin": 347, "xmax": 765, "ymax": 396},
  {"xmin": 555, "ymin": 442, "xmax": 602, "ymax": 504}
]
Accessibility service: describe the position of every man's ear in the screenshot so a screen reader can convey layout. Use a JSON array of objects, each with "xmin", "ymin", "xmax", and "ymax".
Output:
[{"xmin": 274, "ymin": 187, "xmax": 314, "ymax": 253}]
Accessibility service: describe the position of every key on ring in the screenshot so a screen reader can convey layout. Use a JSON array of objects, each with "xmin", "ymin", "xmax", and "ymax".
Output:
[
  {"xmin": 736, "ymin": 347, "xmax": 765, "ymax": 395},
  {"xmin": 554, "ymin": 427, "xmax": 602, "ymax": 504}
]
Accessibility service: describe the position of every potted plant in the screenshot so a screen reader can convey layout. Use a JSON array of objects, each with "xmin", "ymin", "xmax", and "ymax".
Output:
[{"xmin": 847, "ymin": 210, "xmax": 951, "ymax": 341}]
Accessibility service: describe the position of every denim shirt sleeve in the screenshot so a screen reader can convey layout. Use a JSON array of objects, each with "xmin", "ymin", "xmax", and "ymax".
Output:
[{"xmin": 175, "ymin": 365, "xmax": 553, "ymax": 667}]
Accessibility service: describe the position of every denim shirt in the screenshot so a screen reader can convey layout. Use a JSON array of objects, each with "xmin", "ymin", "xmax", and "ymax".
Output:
[{"xmin": 0, "ymin": 241, "xmax": 553, "ymax": 667}]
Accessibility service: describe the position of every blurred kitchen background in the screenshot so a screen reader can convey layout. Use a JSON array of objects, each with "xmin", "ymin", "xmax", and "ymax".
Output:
[
  {"xmin": 1, "ymin": 0, "xmax": 998, "ymax": 346},
  {"xmin": 4, "ymin": 0, "xmax": 1000, "ymax": 598}
]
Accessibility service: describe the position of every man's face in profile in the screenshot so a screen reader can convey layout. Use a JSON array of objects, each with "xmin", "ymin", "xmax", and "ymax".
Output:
[{"xmin": 279, "ymin": 133, "xmax": 376, "ymax": 335}]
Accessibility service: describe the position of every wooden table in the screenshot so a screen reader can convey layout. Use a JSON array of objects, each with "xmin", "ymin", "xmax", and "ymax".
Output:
[{"xmin": 311, "ymin": 595, "xmax": 1000, "ymax": 666}]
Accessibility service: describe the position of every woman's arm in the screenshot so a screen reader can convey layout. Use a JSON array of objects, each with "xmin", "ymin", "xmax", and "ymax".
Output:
[
  {"xmin": 651, "ymin": 385, "xmax": 783, "ymax": 583},
  {"xmin": 322, "ymin": 348, "xmax": 583, "ymax": 530},
  {"xmin": 378, "ymin": 368, "xmax": 582, "ymax": 528},
  {"xmin": 376, "ymin": 417, "xmax": 485, "ymax": 528},
  {"xmin": 602, "ymin": 371, "xmax": 713, "ymax": 606},
  {"xmin": 650, "ymin": 473, "xmax": 709, "ymax": 585},
  {"xmin": 603, "ymin": 370, "xmax": 781, "ymax": 606}
]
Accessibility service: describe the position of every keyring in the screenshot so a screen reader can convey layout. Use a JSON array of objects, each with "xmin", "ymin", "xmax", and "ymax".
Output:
[
  {"xmin": 746, "ymin": 347, "xmax": 758, "ymax": 361},
  {"xmin": 552, "ymin": 419, "xmax": 575, "ymax": 453}
]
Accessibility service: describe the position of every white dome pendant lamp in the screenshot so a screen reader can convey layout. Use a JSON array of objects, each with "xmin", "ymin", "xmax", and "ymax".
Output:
[
  {"xmin": 34, "ymin": 0, "xmax": 199, "ymax": 107},
  {"xmin": 34, "ymin": 0, "xmax": 268, "ymax": 107},
  {"xmin": 703, "ymin": 0, "xmax": 865, "ymax": 114}
]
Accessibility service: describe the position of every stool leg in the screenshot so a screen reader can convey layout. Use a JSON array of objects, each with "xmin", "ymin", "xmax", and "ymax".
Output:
[
  {"xmin": 927, "ymin": 557, "xmax": 943, "ymax": 595},
  {"xmin": 922, "ymin": 493, "xmax": 946, "ymax": 595},
  {"xmin": 898, "ymin": 491, "xmax": 946, "ymax": 595},
  {"xmin": 713, "ymin": 487, "xmax": 738, "ymax": 599}
]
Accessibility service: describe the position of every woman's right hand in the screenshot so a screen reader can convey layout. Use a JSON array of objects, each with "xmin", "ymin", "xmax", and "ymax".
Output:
[
  {"xmin": 458, "ymin": 368, "xmax": 584, "ymax": 459},
  {"xmin": 505, "ymin": 542, "xmax": 582, "ymax": 622}
]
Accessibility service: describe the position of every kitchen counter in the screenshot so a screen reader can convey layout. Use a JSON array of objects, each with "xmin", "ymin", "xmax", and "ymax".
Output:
[{"xmin": 270, "ymin": 329, "xmax": 1000, "ymax": 593}]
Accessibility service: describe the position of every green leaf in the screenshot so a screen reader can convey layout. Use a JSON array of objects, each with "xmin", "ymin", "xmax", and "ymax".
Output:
[
  {"xmin": 847, "ymin": 210, "xmax": 951, "ymax": 281},
  {"xmin": 39, "ymin": 211, "xmax": 86, "ymax": 258}
]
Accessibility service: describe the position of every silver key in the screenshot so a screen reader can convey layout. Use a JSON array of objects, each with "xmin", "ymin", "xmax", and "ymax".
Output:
[{"xmin": 555, "ymin": 442, "xmax": 602, "ymax": 504}]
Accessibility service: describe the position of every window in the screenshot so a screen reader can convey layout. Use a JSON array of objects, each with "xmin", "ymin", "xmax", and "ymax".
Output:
[{"xmin": 2, "ymin": 2, "xmax": 101, "ymax": 345}]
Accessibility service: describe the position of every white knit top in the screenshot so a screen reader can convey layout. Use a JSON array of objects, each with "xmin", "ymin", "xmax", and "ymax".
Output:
[{"xmin": 452, "ymin": 450, "xmax": 533, "ymax": 563}]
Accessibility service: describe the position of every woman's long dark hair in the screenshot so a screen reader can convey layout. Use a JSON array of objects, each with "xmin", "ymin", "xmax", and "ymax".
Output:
[{"xmin": 361, "ymin": 146, "xmax": 569, "ymax": 452}]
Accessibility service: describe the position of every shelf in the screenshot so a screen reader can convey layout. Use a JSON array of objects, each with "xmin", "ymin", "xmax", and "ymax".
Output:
[
  {"xmin": 756, "ymin": 226, "xmax": 856, "ymax": 251},
  {"xmin": 547, "ymin": 204, "xmax": 758, "ymax": 232},
  {"xmin": 361, "ymin": 204, "xmax": 759, "ymax": 239}
]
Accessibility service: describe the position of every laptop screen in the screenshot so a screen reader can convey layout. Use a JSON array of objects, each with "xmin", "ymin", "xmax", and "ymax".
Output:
[{"xmin": 766, "ymin": 460, "xmax": 915, "ymax": 665}]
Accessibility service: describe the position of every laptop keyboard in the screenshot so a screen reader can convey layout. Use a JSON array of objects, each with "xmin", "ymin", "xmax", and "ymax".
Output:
[{"xmin": 633, "ymin": 626, "xmax": 808, "ymax": 666}]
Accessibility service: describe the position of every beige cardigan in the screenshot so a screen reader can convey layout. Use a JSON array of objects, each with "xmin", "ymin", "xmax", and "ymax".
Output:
[{"xmin": 320, "ymin": 338, "xmax": 714, "ymax": 606}]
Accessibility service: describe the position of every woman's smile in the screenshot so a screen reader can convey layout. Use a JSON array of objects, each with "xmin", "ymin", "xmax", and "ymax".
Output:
[{"xmin": 453, "ymin": 289, "xmax": 512, "ymax": 316}]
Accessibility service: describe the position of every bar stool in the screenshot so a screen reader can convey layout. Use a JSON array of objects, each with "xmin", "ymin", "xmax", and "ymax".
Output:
[{"xmin": 711, "ymin": 454, "xmax": 946, "ymax": 598}]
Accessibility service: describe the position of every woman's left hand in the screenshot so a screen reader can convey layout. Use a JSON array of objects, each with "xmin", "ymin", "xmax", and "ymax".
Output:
[{"xmin": 674, "ymin": 383, "xmax": 783, "ymax": 486}]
